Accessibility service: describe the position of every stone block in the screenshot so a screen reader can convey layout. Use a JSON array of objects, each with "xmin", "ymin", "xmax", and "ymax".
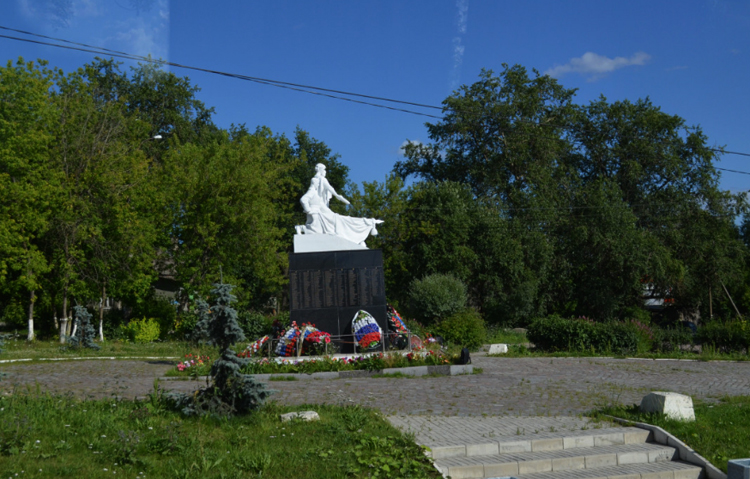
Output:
[
  {"xmin": 497, "ymin": 440, "xmax": 532, "ymax": 453},
  {"xmin": 483, "ymin": 461, "xmax": 518, "ymax": 477},
  {"xmin": 728, "ymin": 458, "xmax": 750, "ymax": 479},
  {"xmin": 585, "ymin": 452, "xmax": 617, "ymax": 468},
  {"xmin": 450, "ymin": 365, "xmax": 473, "ymax": 375},
  {"xmin": 594, "ymin": 432, "xmax": 625, "ymax": 446},
  {"xmin": 466, "ymin": 442, "xmax": 498, "ymax": 456},
  {"xmin": 430, "ymin": 445, "xmax": 466, "ymax": 459},
  {"xmin": 563, "ymin": 435, "xmax": 594, "ymax": 449},
  {"xmin": 531, "ymin": 437, "xmax": 563, "ymax": 452},
  {"xmin": 624, "ymin": 428, "xmax": 652, "ymax": 444},
  {"xmin": 552, "ymin": 456, "xmax": 585, "ymax": 471},
  {"xmin": 488, "ymin": 343, "xmax": 509, "ymax": 354},
  {"xmin": 280, "ymin": 411, "xmax": 320, "ymax": 422},
  {"xmin": 640, "ymin": 392, "xmax": 695, "ymax": 421},
  {"xmin": 518, "ymin": 458, "xmax": 552, "ymax": 474}
]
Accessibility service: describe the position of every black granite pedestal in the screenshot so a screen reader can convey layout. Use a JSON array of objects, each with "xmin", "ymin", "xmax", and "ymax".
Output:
[{"xmin": 289, "ymin": 249, "xmax": 387, "ymax": 353}]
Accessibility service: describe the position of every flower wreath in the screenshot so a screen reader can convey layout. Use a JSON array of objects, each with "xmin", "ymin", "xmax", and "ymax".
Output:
[
  {"xmin": 275, "ymin": 322, "xmax": 300, "ymax": 357},
  {"xmin": 299, "ymin": 323, "xmax": 332, "ymax": 355},
  {"xmin": 387, "ymin": 305, "xmax": 409, "ymax": 334},
  {"xmin": 352, "ymin": 310, "xmax": 381, "ymax": 351},
  {"xmin": 244, "ymin": 335, "xmax": 269, "ymax": 356}
]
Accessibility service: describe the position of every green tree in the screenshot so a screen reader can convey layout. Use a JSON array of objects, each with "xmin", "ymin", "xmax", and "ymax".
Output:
[
  {"xmin": 163, "ymin": 130, "xmax": 292, "ymax": 308},
  {"xmin": 47, "ymin": 63, "xmax": 162, "ymax": 340},
  {"xmin": 396, "ymin": 65, "xmax": 576, "ymax": 204},
  {"xmin": 0, "ymin": 58, "xmax": 60, "ymax": 340}
]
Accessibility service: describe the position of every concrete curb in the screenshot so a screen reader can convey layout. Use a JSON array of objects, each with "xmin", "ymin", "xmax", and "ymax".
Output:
[
  {"xmin": 0, "ymin": 356, "xmax": 178, "ymax": 364},
  {"xmin": 604, "ymin": 415, "xmax": 726, "ymax": 479},
  {"xmin": 158, "ymin": 364, "xmax": 473, "ymax": 382}
]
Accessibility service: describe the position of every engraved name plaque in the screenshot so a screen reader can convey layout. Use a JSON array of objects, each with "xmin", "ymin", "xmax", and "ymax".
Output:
[{"xmin": 288, "ymin": 249, "xmax": 387, "ymax": 353}]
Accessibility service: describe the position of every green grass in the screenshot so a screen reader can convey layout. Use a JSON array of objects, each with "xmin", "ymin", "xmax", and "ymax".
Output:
[
  {"xmin": 0, "ymin": 338, "xmax": 218, "ymax": 362},
  {"xmin": 594, "ymin": 396, "xmax": 750, "ymax": 473},
  {"xmin": 0, "ymin": 389, "xmax": 440, "ymax": 479},
  {"xmin": 485, "ymin": 327, "xmax": 528, "ymax": 345},
  {"xmin": 486, "ymin": 343, "xmax": 749, "ymax": 361}
]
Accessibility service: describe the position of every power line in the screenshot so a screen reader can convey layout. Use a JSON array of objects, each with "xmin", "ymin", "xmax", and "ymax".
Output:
[
  {"xmin": 0, "ymin": 27, "xmax": 443, "ymax": 119},
  {"xmin": 716, "ymin": 167, "xmax": 750, "ymax": 176},
  {"xmin": 3, "ymin": 24, "xmax": 750, "ymax": 162}
]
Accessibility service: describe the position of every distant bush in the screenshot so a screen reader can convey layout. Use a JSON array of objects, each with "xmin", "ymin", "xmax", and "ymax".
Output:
[
  {"xmin": 696, "ymin": 320, "xmax": 750, "ymax": 353},
  {"xmin": 130, "ymin": 293, "xmax": 177, "ymax": 339},
  {"xmin": 237, "ymin": 311, "xmax": 272, "ymax": 340},
  {"xmin": 433, "ymin": 309, "xmax": 486, "ymax": 351},
  {"xmin": 527, "ymin": 316, "xmax": 641, "ymax": 354},
  {"xmin": 651, "ymin": 326, "xmax": 694, "ymax": 353},
  {"xmin": 121, "ymin": 317, "xmax": 161, "ymax": 343},
  {"xmin": 174, "ymin": 312, "xmax": 199, "ymax": 340},
  {"xmin": 408, "ymin": 274, "xmax": 467, "ymax": 323}
]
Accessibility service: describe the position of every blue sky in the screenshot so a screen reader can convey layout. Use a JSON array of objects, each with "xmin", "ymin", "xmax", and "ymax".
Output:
[{"xmin": 1, "ymin": 0, "xmax": 749, "ymax": 193}]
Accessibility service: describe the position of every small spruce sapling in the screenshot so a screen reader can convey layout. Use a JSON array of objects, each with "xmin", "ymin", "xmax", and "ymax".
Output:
[
  {"xmin": 168, "ymin": 283, "xmax": 269, "ymax": 416},
  {"xmin": 67, "ymin": 306, "xmax": 100, "ymax": 350}
]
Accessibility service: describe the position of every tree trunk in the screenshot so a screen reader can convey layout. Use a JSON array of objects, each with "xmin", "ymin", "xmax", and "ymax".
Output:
[
  {"xmin": 99, "ymin": 283, "xmax": 106, "ymax": 341},
  {"xmin": 60, "ymin": 286, "xmax": 69, "ymax": 343},
  {"xmin": 27, "ymin": 289, "xmax": 35, "ymax": 341}
]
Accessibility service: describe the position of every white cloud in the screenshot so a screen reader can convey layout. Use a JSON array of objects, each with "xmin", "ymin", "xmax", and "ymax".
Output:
[
  {"xmin": 74, "ymin": 0, "xmax": 101, "ymax": 17},
  {"xmin": 450, "ymin": 0, "xmax": 469, "ymax": 90},
  {"xmin": 546, "ymin": 51, "xmax": 651, "ymax": 81},
  {"xmin": 109, "ymin": 1, "xmax": 170, "ymax": 62},
  {"xmin": 399, "ymin": 140, "xmax": 422, "ymax": 155},
  {"xmin": 456, "ymin": 0, "xmax": 469, "ymax": 34}
]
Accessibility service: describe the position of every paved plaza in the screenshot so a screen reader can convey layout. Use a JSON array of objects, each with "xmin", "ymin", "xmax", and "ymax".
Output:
[{"xmin": 2, "ymin": 355, "xmax": 749, "ymax": 415}]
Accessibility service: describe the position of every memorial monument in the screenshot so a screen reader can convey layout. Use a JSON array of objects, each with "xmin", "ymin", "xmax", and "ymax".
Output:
[{"xmin": 289, "ymin": 163, "xmax": 387, "ymax": 352}]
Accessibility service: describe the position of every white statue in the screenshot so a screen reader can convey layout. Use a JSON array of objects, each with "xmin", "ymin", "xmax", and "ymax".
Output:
[{"xmin": 295, "ymin": 163, "xmax": 383, "ymax": 250}]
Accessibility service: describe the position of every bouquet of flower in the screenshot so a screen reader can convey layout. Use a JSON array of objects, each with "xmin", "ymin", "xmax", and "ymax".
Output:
[
  {"xmin": 275, "ymin": 321, "xmax": 300, "ymax": 357},
  {"xmin": 352, "ymin": 310, "xmax": 381, "ymax": 351},
  {"xmin": 387, "ymin": 305, "xmax": 409, "ymax": 334},
  {"xmin": 299, "ymin": 323, "xmax": 332, "ymax": 356},
  {"xmin": 241, "ymin": 335, "xmax": 269, "ymax": 357},
  {"xmin": 176, "ymin": 353, "xmax": 211, "ymax": 372}
]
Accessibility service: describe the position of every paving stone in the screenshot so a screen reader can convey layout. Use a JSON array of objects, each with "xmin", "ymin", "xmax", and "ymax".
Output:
[{"xmin": 3, "ymin": 356, "xmax": 748, "ymax": 416}]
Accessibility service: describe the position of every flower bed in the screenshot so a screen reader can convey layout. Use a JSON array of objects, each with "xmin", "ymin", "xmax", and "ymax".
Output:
[
  {"xmin": 173, "ymin": 353, "xmax": 212, "ymax": 376},
  {"xmin": 240, "ymin": 348, "xmax": 455, "ymax": 375}
]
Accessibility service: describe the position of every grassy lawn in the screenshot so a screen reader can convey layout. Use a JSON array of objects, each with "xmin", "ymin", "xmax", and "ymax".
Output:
[
  {"xmin": 0, "ymin": 338, "xmax": 218, "ymax": 362},
  {"xmin": 0, "ymin": 391, "xmax": 440, "ymax": 479},
  {"xmin": 594, "ymin": 396, "xmax": 750, "ymax": 473},
  {"xmin": 485, "ymin": 327, "xmax": 529, "ymax": 345},
  {"xmin": 487, "ymin": 343, "xmax": 749, "ymax": 361}
]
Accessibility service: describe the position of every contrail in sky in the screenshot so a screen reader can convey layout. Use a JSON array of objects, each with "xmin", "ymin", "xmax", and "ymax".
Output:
[{"xmin": 450, "ymin": 0, "xmax": 468, "ymax": 90}]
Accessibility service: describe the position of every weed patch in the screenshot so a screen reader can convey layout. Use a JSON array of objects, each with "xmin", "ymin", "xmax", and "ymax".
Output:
[{"xmin": 0, "ymin": 392, "xmax": 440, "ymax": 478}]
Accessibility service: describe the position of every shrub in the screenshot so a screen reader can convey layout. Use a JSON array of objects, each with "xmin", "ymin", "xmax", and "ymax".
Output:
[
  {"xmin": 652, "ymin": 326, "xmax": 694, "ymax": 353},
  {"xmin": 408, "ymin": 273, "xmax": 467, "ymax": 323},
  {"xmin": 696, "ymin": 320, "xmax": 750, "ymax": 353},
  {"xmin": 174, "ymin": 312, "xmax": 199, "ymax": 340},
  {"xmin": 527, "ymin": 316, "xmax": 641, "ymax": 354},
  {"xmin": 433, "ymin": 309, "xmax": 486, "ymax": 351},
  {"xmin": 121, "ymin": 317, "xmax": 161, "ymax": 343},
  {"xmin": 130, "ymin": 293, "xmax": 177, "ymax": 339},
  {"xmin": 237, "ymin": 311, "xmax": 272, "ymax": 340}
]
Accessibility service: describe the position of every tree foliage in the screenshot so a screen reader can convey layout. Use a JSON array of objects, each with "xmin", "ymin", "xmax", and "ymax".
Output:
[{"xmin": 391, "ymin": 65, "xmax": 747, "ymax": 323}]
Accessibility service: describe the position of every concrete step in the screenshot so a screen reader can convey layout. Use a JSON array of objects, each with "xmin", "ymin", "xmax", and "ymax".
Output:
[
  {"xmin": 429, "ymin": 427, "xmax": 651, "ymax": 459},
  {"xmin": 510, "ymin": 460, "xmax": 704, "ymax": 479},
  {"xmin": 434, "ymin": 442, "xmax": 678, "ymax": 479}
]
